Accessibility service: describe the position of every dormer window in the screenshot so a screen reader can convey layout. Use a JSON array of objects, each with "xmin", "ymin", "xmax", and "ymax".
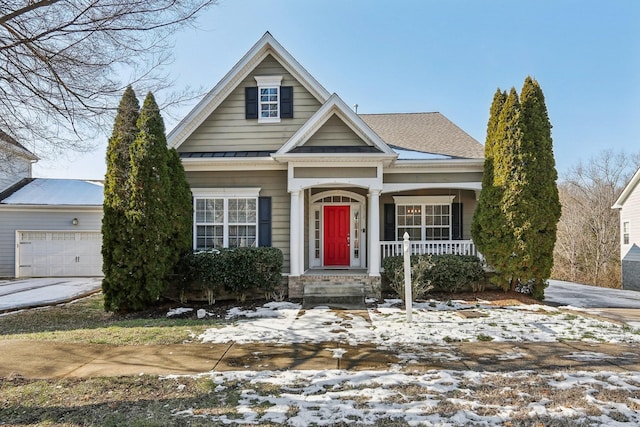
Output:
[{"xmin": 245, "ymin": 76, "xmax": 293, "ymax": 122}]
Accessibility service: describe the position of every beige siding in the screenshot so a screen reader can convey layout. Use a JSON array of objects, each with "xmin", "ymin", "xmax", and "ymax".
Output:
[
  {"xmin": 621, "ymin": 185, "xmax": 640, "ymax": 259},
  {"xmin": 294, "ymin": 167, "xmax": 377, "ymax": 179},
  {"xmin": 186, "ymin": 170, "xmax": 291, "ymax": 272},
  {"xmin": 384, "ymin": 172, "xmax": 483, "ymax": 184},
  {"xmin": 304, "ymin": 114, "xmax": 369, "ymax": 147},
  {"xmin": 179, "ymin": 54, "xmax": 322, "ymax": 153}
]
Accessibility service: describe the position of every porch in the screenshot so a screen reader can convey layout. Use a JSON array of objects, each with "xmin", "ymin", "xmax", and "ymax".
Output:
[{"xmin": 380, "ymin": 239, "xmax": 482, "ymax": 262}]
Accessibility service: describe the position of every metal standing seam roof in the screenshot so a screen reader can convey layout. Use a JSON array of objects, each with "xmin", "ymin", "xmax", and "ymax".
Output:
[
  {"xmin": 0, "ymin": 178, "xmax": 104, "ymax": 206},
  {"xmin": 360, "ymin": 112, "xmax": 484, "ymax": 159}
]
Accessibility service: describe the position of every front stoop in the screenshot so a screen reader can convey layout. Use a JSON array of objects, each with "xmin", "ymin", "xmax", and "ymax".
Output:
[{"xmin": 303, "ymin": 283, "xmax": 365, "ymax": 309}]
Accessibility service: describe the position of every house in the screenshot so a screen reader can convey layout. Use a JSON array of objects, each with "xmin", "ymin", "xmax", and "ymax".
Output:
[
  {"xmin": 612, "ymin": 167, "xmax": 640, "ymax": 291},
  {"xmin": 0, "ymin": 133, "xmax": 104, "ymax": 278},
  {"xmin": 168, "ymin": 32, "xmax": 484, "ymax": 298}
]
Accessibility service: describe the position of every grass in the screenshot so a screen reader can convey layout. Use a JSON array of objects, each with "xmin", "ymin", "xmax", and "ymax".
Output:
[{"xmin": 0, "ymin": 294, "xmax": 217, "ymax": 345}]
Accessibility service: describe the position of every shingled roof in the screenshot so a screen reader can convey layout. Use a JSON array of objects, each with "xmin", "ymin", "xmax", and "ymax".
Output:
[{"xmin": 360, "ymin": 112, "xmax": 484, "ymax": 159}]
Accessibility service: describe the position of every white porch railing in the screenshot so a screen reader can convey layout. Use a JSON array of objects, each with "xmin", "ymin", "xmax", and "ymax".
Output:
[{"xmin": 380, "ymin": 240, "xmax": 482, "ymax": 263}]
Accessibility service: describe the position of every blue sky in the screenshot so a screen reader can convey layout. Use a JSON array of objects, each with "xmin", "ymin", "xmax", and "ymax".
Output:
[{"xmin": 34, "ymin": 0, "xmax": 640, "ymax": 179}]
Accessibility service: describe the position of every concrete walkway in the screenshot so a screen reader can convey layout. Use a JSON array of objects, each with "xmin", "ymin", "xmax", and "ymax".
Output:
[
  {"xmin": 0, "ymin": 277, "xmax": 102, "ymax": 312},
  {"xmin": 1, "ymin": 339, "xmax": 639, "ymax": 379}
]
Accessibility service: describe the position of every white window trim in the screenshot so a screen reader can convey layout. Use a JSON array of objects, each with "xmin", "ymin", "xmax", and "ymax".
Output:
[
  {"xmin": 193, "ymin": 188, "xmax": 261, "ymax": 250},
  {"xmin": 394, "ymin": 195, "xmax": 455, "ymax": 241},
  {"xmin": 255, "ymin": 75, "xmax": 283, "ymax": 123},
  {"xmin": 623, "ymin": 220, "xmax": 630, "ymax": 245}
]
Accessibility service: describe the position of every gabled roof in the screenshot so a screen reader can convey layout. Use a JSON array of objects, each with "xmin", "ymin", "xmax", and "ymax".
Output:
[
  {"xmin": 167, "ymin": 32, "xmax": 331, "ymax": 149},
  {"xmin": 0, "ymin": 178, "xmax": 103, "ymax": 206},
  {"xmin": 613, "ymin": 166, "xmax": 640, "ymax": 209},
  {"xmin": 360, "ymin": 112, "xmax": 484, "ymax": 159},
  {"xmin": 275, "ymin": 93, "xmax": 396, "ymax": 158},
  {"xmin": 0, "ymin": 129, "xmax": 38, "ymax": 161}
]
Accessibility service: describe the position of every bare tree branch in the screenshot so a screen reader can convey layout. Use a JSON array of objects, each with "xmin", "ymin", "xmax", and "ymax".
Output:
[{"xmin": 0, "ymin": 0, "xmax": 216, "ymax": 165}]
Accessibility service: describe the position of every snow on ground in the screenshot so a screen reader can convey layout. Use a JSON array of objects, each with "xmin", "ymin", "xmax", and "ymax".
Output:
[
  {"xmin": 197, "ymin": 299, "xmax": 640, "ymax": 346},
  {"xmin": 168, "ymin": 369, "xmax": 640, "ymax": 426}
]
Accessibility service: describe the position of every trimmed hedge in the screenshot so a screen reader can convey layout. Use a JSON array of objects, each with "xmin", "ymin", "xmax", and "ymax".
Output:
[
  {"xmin": 175, "ymin": 247, "xmax": 283, "ymax": 303},
  {"xmin": 383, "ymin": 254, "xmax": 485, "ymax": 298}
]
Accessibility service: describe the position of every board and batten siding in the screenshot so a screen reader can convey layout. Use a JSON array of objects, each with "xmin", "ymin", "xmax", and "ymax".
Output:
[
  {"xmin": 304, "ymin": 115, "xmax": 369, "ymax": 148},
  {"xmin": 186, "ymin": 170, "xmax": 291, "ymax": 273},
  {"xmin": 0, "ymin": 209, "xmax": 103, "ymax": 277},
  {"xmin": 620, "ymin": 183, "xmax": 640, "ymax": 261},
  {"xmin": 179, "ymin": 54, "xmax": 322, "ymax": 153}
]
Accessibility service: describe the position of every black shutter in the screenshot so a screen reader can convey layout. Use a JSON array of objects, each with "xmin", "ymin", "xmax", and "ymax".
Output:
[
  {"xmin": 452, "ymin": 202, "xmax": 463, "ymax": 240},
  {"xmin": 280, "ymin": 86, "xmax": 293, "ymax": 118},
  {"xmin": 245, "ymin": 87, "xmax": 258, "ymax": 119},
  {"xmin": 383, "ymin": 203, "xmax": 396, "ymax": 241},
  {"xmin": 258, "ymin": 197, "xmax": 272, "ymax": 247}
]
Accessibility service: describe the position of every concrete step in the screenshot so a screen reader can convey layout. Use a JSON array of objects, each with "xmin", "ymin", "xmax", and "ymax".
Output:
[{"xmin": 303, "ymin": 283, "xmax": 366, "ymax": 309}]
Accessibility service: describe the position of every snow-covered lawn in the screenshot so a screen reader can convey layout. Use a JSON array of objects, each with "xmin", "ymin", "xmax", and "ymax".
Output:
[
  {"xmin": 165, "ymin": 299, "xmax": 640, "ymax": 426},
  {"xmin": 168, "ymin": 369, "xmax": 640, "ymax": 426},
  {"xmin": 196, "ymin": 299, "xmax": 640, "ymax": 346}
]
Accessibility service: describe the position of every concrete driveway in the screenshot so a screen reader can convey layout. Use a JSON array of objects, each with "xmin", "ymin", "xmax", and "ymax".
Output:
[
  {"xmin": 546, "ymin": 279, "xmax": 640, "ymax": 309},
  {"xmin": 546, "ymin": 279, "xmax": 640, "ymax": 328},
  {"xmin": 0, "ymin": 277, "xmax": 102, "ymax": 313}
]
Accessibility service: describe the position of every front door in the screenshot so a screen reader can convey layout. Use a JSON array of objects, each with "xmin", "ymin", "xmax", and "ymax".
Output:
[{"xmin": 324, "ymin": 205, "xmax": 350, "ymax": 266}]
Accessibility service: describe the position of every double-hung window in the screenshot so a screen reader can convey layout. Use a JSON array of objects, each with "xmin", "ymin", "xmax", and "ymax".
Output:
[
  {"xmin": 193, "ymin": 189, "xmax": 260, "ymax": 250},
  {"xmin": 623, "ymin": 221, "xmax": 630, "ymax": 245},
  {"xmin": 255, "ymin": 76, "xmax": 282, "ymax": 123},
  {"xmin": 394, "ymin": 196, "xmax": 456, "ymax": 241}
]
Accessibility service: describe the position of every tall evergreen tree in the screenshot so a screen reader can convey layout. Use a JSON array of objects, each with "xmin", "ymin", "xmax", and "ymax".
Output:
[
  {"xmin": 472, "ymin": 89, "xmax": 506, "ymax": 265},
  {"xmin": 102, "ymin": 86, "xmax": 140, "ymax": 312},
  {"xmin": 166, "ymin": 148, "xmax": 193, "ymax": 265},
  {"xmin": 125, "ymin": 92, "xmax": 172, "ymax": 311},
  {"xmin": 516, "ymin": 77, "xmax": 561, "ymax": 298}
]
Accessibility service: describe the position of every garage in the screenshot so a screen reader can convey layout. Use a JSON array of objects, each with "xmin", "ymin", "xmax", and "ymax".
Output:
[
  {"xmin": 0, "ymin": 178, "xmax": 104, "ymax": 278},
  {"xmin": 17, "ymin": 230, "xmax": 102, "ymax": 277}
]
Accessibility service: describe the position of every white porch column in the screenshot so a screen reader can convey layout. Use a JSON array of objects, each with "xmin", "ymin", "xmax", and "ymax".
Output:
[
  {"xmin": 298, "ymin": 188, "xmax": 305, "ymax": 274},
  {"xmin": 368, "ymin": 189, "xmax": 381, "ymax": 276},
  {"xmin": 290, "ymin": 190, "xmax": 301, "ymax": 276}
]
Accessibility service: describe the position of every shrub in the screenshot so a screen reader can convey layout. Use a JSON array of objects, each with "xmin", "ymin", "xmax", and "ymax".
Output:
[
  {"xmin": 383, "ymin": 254, "xmax": 485, "ymax": 299},
  {"xmin": 174, "ymin": 247, "xmax": 283, "ymax": 303},
  {"xmin": 426, "ymin": 254, "xmax": 485, "ymax": 294},
  {"xmin": 382, "ymin": 255, "xmax": 434, "ymax": 301}
]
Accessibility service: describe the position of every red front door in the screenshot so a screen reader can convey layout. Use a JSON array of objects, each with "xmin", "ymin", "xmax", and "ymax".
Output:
[{"xmin": 324, "ymin": 205, "xmax": 350, "ymax": 266}]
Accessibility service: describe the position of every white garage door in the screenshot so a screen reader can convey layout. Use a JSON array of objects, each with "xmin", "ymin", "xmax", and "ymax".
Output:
[{"xmin": 18, "ymin": 231, "xmax": 103, "ymax": 277}]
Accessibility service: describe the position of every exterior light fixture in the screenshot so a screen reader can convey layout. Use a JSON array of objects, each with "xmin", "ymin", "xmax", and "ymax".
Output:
[{"xmin": 72, "ymin": 218, "xmax": 79, "ymax": 226}]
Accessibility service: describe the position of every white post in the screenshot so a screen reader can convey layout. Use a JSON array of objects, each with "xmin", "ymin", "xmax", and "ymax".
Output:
[
  {"xmin": 290, "ymin": 190, "xmax": 300, "ymax": 276},
  {"xmin": 368, "ymin": 189, "xmax": 381, "ymax": 276},
  {"xmin": 403, "ymin": 232, "xmax": 412, "ymax": 322}
]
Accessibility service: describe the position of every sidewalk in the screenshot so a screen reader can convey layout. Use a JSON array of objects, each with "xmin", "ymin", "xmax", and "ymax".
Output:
[{"xmin": 1, "ymin": 339, "xmax": 638, "ymax": 379}]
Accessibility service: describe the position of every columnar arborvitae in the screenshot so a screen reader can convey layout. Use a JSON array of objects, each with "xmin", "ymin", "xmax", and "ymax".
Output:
[
  {"xmin": 517, "ymin": 77, "xmax": 561, "ymax": 298},
  {"xmin": 472, "ymin": 79, "xmax": 560, "ymax": 299},
  {"xmin": 102, "ymin": 86, "xmax": 140, "ymax": 312},
  {"xmin": 125, "ymin": 92, "xmax": 172, "ymax": 311},
  {"xmin": 166, "ymin": 147, "xmax": 193, "ymax": 264},
  {"xmin": 472, "ymin": 89, "xmax": 507, "ymax": 268}
]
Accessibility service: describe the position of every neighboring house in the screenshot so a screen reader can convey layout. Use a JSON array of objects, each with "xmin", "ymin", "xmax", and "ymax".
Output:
[
  {"xmin": 612, "ymin": 167, "xmax": 640, "ymax": 291},
  {"xmin": 0, "ymin": 129, "xmax": 39, "ymax": 191},
  {"xmin": 168, "ymin": 32, "xmax": 484, "ymax": 297},
  {"xmin": 0, "ymin": 134, "xmax": 104, "ymax": 278}
]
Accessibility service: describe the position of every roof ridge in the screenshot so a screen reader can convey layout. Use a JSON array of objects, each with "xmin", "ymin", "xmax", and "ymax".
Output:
[{"xmin": 359, "ymin": 112, "xmax": 441, "ymax": 116}]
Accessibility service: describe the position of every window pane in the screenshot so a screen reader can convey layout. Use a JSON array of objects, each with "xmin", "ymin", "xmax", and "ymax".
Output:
[
  {"xmin": 247, "ymin": 199, "xmax": 256, "ymax": 222},
  {"xmin": 196, "ymin": 225, "xmax": 223, "ymax": 250},
  {"xmin": 229, "ymin": 225, "xmax": 256, "ymax": 248},
  {"xmin": 398, "ymin": 227, "xmax": 421, "ymax": 241}
]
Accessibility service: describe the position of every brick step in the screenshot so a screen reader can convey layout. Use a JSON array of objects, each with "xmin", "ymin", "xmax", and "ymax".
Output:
[{"xmin": 303, "ymin": 283, "xmax": 366, "ymax": 309}]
